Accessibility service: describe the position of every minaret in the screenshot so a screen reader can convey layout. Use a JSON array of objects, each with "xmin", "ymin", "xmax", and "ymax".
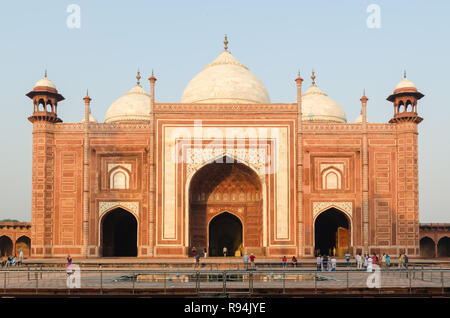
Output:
[
  {"xmin": 387, "ymin": 73, "xmax": 424, "ymax": 256},
  {"xmin": 83, "ymin": 90, "xmax": 91, "ymax": 257},
  {"xmin": 26, "ymin": 72, "xmax": 64, "ymax": 257},
  {"xmin": 295, "ymin": 71, "xmax": 304, "ymax": 257},
  {"xmin": 148, "ymin": 70, "xmax": 157, "ymax": 256},
  {"xmin": 360, "ymin": 90, "xmax": 369, "ymax": 253}
]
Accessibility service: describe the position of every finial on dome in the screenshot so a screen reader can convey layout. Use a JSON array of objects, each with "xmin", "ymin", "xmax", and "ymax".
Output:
[
  {"xmin": 44, "ymin": 69, "xmax": 47, "ymax": 78},
  {"xmin": 86, "ymin": 88, "xmax": 89, "ymax": 96},
  {"xmin": 404, "ymin": 70, "xmax": 407, "ymax": 78},
  {"xmin": 136, "ymin": 69, "xmax": 141, "ymax": 86},
  {"xmin": 224, "ymin": 34, "xmax": 229, "ymax": 51},
  {"xmin": 311, "ymin": 69, "xmax": 316, "ymax": 86}
]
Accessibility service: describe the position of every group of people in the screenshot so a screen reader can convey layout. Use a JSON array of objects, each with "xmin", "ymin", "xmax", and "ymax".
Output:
[
  {"xmin": 1, "ymin": 249, "xmax": 24, "ymax": 267},
  {"xmin": 354, "ymin": 252, "xmax": 409, "ymax": 270},
  {"xmin": 316, "ymin": 255, "xmax": 338, "ymax": 272}
]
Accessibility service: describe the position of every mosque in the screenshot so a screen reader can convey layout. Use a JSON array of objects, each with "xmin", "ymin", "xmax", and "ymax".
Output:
[{"xmin": 25, "ymin": 37, "xmax": 424, "ymax": 258}]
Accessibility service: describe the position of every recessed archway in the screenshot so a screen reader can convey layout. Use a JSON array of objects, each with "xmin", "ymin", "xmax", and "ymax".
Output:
[
  {"xmin": 437, "ymin": 237, "xmax": 450, "ymax": 257},
  {"xmin": 15, "ymin": 236, "xmax": 31, "ymax": 257},
  {"xmin": 314, "ymin": 208, "xmax": 350, "ymax": 257},
  {"xmin": 420, "ymin": 237, "xmax": 436, "ymax": 258},
  {"xmin": 101, "ymin": 208, "xmax": 138, "ymax": 257},
  {"xmin": 209, "ymin": 212, "xmax": 243, "ymax": 257},
  {"xmin": 189, "ymin": 156, "xmax": 262, "ymax": 256},
  {"xmin": 0, "ymin": 235, "xmax": 13, "ymax": 257}
]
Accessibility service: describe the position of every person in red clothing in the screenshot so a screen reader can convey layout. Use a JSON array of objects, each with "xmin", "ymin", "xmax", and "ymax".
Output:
[
  {"xmin": 250, "ymin": 253, "xmax": 256, "ymax": 269},
  {"xmin": 282, "ymin": 256, "xmax": 287, "ymax": 268},
  {"xmin": 291, "ymin": 256, "xmax": 298, "ymax": 268}
]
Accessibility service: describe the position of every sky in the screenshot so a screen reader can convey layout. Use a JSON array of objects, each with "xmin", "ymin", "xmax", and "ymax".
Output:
[{"xmin": 0, "ymin": 0, "xmax": 449, "ymax": 222}]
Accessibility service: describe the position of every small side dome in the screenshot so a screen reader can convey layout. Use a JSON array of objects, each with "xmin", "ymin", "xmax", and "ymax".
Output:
[
  {"xmin": 105, "ymin": 85, "xmax": 151, "ymax": 123},
  {"xmin": 34, "ymin": 77, "xmax": 56, "ymax": 89},
  {"xmin": 82, "ymin": 113, "xmax": 97, "ymax": 123},
  {"xmin": 353, "ymin": 113, "xmax": 369, "ymax": 123},
  {"xmin": 301, "ymin": 84, "xmax": 347, "ymax": 123},
  {"xmin": 395, "ymin": 77, "xmax": 417, "ymax": 91}
]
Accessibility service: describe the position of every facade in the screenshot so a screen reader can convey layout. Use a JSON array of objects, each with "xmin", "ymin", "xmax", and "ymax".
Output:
[{"xmin": 26, "ymin": 39, "xmax": 426, "ymax": 258}]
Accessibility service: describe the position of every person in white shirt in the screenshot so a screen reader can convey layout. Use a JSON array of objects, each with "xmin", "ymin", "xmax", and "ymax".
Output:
[
  {"xmin": 316, "ymin": 256, "xmax": 322, "ymax": 271},
  {"xmin": 356, "ymin": 253, "xmax": 362, "ymax": 269},
  {"xmin": 331, "ymin": 257, "xmax": 337, "ymax": 272}
]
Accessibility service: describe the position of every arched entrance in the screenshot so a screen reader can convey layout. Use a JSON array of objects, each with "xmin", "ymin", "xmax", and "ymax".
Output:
[
  {"xmin": 101, "ymin": 208, "xmax": 137, "ymax": 257},
  {"xmin": 15, "ymin": 236, "xmax": 31, "ymax": 257},
  {"xmin": 189, "ymin": 156, "xmax": 262, "ymax": 256},
  {"xmin": 420, "ymin": 237, "xmax": 436, "ymax": 258},
  {"xmin": 209, "ymin": 212, "xmax": 243, "ymax": 256},
  {"xmin": 0, "ymin": 236, "xmax": 13, "ymax": 257},
  {"xmin": 437, "ymin": 237, "xmax": 450, "ymax": 257},
  {"xmin": 314, "ymin": 208, "xmax": 350, "ymax": 257}
]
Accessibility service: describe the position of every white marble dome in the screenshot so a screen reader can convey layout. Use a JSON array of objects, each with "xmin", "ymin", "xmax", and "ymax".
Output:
[
  {"xmin": 34, "ymin": 77, "xmax": 56, "ymax": 89},
  {"xmin": 105, "ymin": 85, "xmax": 151, "ymax": 123},
  {"xmin": 394, "ymin": 77, "xmax": 417, "ymax": 91},
  {"xmin": 301, "ymin": 85, "xmax": 347, "ymax": 123},
  {"xmin": 181, "ymin": 50, "xmax": 270, "ymax": 104}
]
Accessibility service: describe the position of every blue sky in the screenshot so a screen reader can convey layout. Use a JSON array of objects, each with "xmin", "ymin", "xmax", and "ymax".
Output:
[{"xmin": 0, "ymin": 0, "xmax": 449, "ymax": 222}]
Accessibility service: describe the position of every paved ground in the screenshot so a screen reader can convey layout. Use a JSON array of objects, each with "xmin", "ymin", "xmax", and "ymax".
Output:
[{"xmin": 1, "ymin": 267, "xmax": 449, "ymax": 291}]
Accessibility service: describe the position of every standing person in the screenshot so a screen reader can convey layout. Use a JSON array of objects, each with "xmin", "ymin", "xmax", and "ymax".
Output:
[
  {"xmin": 404, "ymin": 254, "xmax": 409, "ymax": 270},
  {"xmin": 18, "ymin": 249, "xmax": 23, "ymax": 266},
  {"xmin": 398, "ymin": 254, "xmax": 403, "ymax": 269},
  {"xmin": 331, "ymin": 256, "xmax": 337, "ymax": 272},
  {"xmin": 291, "ymin": 256, "xmax": 298, "ymax": 268},
  {"xmin": 243, "ymin": 252, "xmax": 249, "ymax": 269},
  {"xmin": 386, "ymin": 254, "xmax": 391, "ymax": 268},
  {"xmin": 195, "ymin": 252, "xmax": 201, "ymax": 268},
  {"xmin": 203, "ymin": 248, "xmax": 207, "ymax": 258},
  {"xmin": 356, "ymin": 253, "xmax": 362, "ymax": 269},
  {"xmin": 316, "ymin": 255, "xmax": 322, "ymax": 271},
  {"xmin": 363, "ymin": 254, "xmax": 368, "ymax": 270},
  {"xmin": 223, "ymin": 246, "xmax": 227, "ymax": 257},
  {"xmin": 192, "ymin": 246, "xmax": 196, "ymax": 258},
  {"xmin": 381, "ymin": 253, "xmax": 386, "ymax": 269},
  {"xmin": 345, "ymin": 252, "xmax": 351, "ymax": 268},
  {"xmin": 249, "ymin": 253, "xmax": 255, "ymax": 269},
  {"xmin": 322, "ymin": 255, "xmax": 328, "ymax": 272},
  {"xmin": 282, "ymin": 256, "xmax": 287, "ymax": 268},
  {"xmin": 10, "ymin": 255, "xmax": 15, "ymax": 266}
]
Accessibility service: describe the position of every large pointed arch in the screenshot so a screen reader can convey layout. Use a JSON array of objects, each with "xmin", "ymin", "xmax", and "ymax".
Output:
[{"xmin": 187, "ymin": 155, "xmax": 264, "ymax": 256}]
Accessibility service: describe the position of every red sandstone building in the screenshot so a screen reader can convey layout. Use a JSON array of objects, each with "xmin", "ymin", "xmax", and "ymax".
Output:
[{"xmin": 22, "ymin": 39, "xmax": 433, "ymax": 259}]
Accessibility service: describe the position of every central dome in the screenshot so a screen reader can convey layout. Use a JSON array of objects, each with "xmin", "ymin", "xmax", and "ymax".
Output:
[{"xmin": 181, "ymin": 49, "xmax": 270, "ymax": 104}]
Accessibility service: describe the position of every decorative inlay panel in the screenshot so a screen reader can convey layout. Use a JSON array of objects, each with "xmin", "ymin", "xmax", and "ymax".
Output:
[
  {"xmin": 312, "ymin": 201, "xmax": 353, "ymax": 219},
  {"xmin": 99, "ymin": 201, "xmax": 139, "ymax": 219}
]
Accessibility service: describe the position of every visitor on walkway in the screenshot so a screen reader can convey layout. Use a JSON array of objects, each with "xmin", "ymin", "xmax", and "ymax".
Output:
[
  {"xmin": 345, "ymin": 252, "xmax": 351, "ymax": 267},
  {"xmin": 203, "ymin": 248, "xmax": 207, "ymax": 258},
  {"xmin": 316, "ymin": 255, "xmax": 322, "ymax": 271},
  {"xmin": 398, "ymin": 254, "xmax": 404, "ymax": 269},
  {"xmin": 192, "ymin": 247, "xmax": 196, "ymax": 258},
  {"xmin": 356, "ymin": 253, "xmax": 362, "ymax": 269},
  {"xmin": 243, "ymin": 252, "xmax": 249, "ymax": 269},
  {"xmin": 223, "ymin": 246, "xmax": 227, "ymax": 257},
  {"xmin": 66, "ymin": 254, "xmax": 73, "ymax": 276},
  {"xmin": 10, "ymin": 256, "xmax": 15, "ymax": 266},
  {"xmin": 386, "ymin": 254, "xmax": 391, "ymax": 268},
  {"xmin": 250, "ymin": 253, "xmax": 255, "ymax": 269},
  {"xmin": 322, "ymin": 255, "xmax": 328, "ymax": 272},
  {"xmin": 363, "ymin": 254, "xmax": 368, "ymax": 270},
  {"xmin": 330, "ymin": 256, "xmax": 336, "ymax": 271},
  {"xmin": 282, "ymin": 256, "xmax": 287, "ymax": 268},
  {"xmin": 18, "ymin": 249, "xmax": 23, "ymax": 266},
  {"xmin": 291, "ymin": 256, "xmax": 298, "ymax": 268},
  {"xmin": 195, "ymin": 253, "xmax": 201, "ymax": 267},
  {"xmin": 404, "ymin": 254, "xmax": 409, "ymax": 269},
  {"xmin": 381, "ymin": 253, "xmax": 386, "ymax": 269},
  {"xmin": 327, "ymin": 257, "xmax": 332, "ymax": 272}
]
